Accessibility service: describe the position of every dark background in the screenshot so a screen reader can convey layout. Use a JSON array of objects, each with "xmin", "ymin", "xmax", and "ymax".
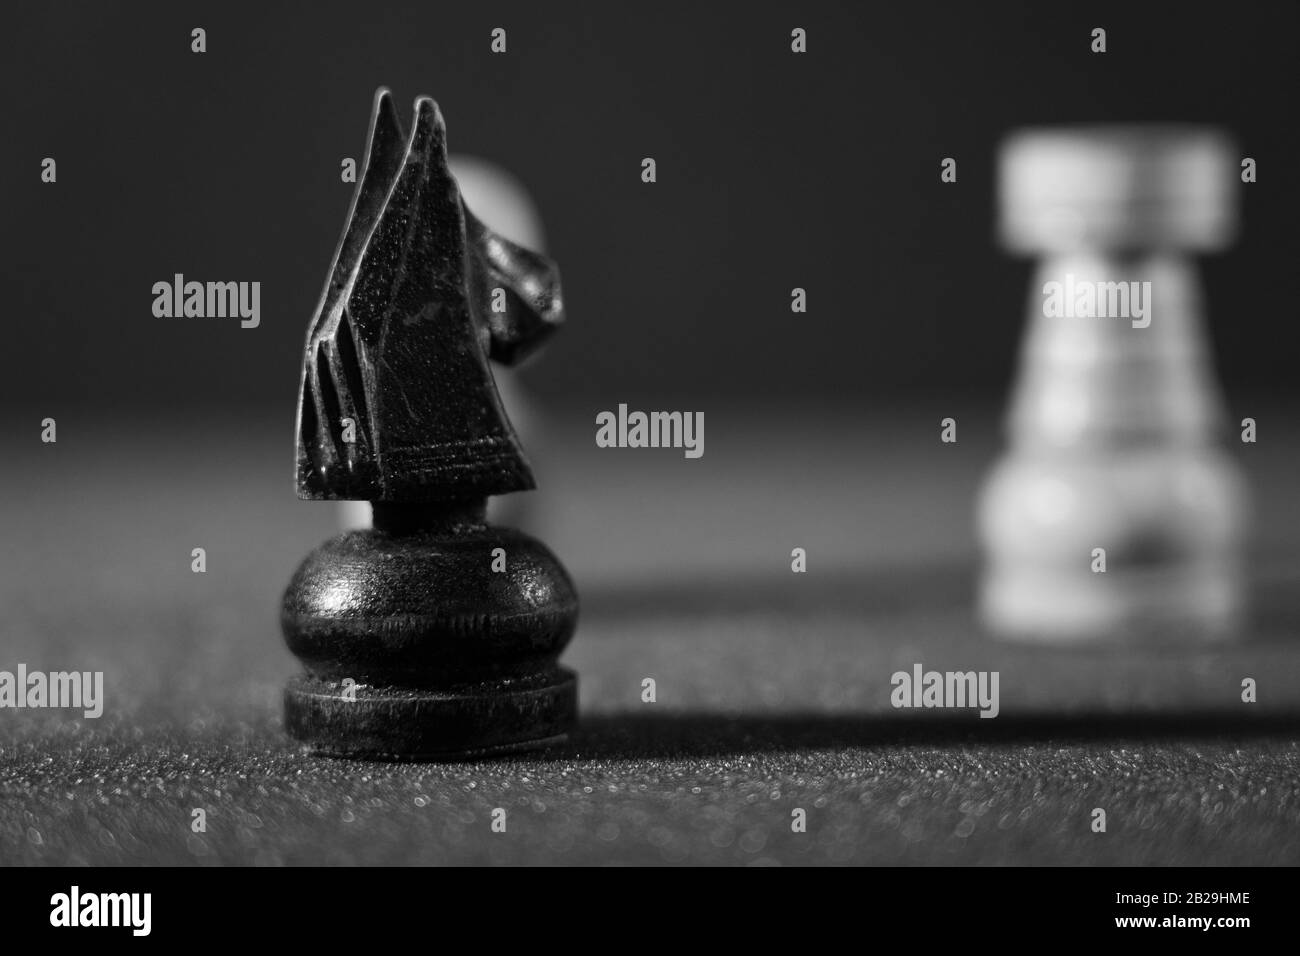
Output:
[{"xmin": 3, "ymin": 0, "xmax": 1297, "ymax": 422}]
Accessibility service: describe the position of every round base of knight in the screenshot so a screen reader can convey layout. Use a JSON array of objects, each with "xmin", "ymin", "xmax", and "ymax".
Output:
[{"xmin": 284, "ymin": 668, "xmax": 577, "ymax": 761}]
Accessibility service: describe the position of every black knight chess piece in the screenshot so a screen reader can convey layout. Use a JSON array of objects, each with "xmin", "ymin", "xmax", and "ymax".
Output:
[{"xmin": 281, "ymin": 89, "xmax": 578, "ymax": 759}]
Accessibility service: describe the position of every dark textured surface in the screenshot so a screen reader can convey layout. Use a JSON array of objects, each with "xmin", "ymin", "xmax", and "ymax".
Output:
[
  {"xmin": 3, "ymin": 414, "xmax": 1298, "ymax": 865},
  {"xmin": 4, "ymin": 714, "xmax": 1299, "ymax": 866}
]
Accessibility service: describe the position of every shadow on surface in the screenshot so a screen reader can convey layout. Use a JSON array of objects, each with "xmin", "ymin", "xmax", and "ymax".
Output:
[
  {"xmin": 556, "ymin": 710, "xmax": 1300, "ymax": 759},
  {"xmin": 580, "ymin": 562, "xmax": 973, "ymax": 618},
  {"xmin": 581, "ymin": 560, "xmax": 1300, "ymax": 647}
]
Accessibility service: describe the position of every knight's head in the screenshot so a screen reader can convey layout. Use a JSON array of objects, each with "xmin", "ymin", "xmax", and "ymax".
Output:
[{"xmin": 295, "ymin": 90, "xmax": 564, "ymax": 503}]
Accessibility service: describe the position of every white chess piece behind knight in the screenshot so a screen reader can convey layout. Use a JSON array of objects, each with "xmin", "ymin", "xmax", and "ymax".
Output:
[
  {"xmin": 977, "ymin": 126, "xmax": 1249, "ymax": 641},
  {"xmin": 339, "ymin": 156, "xmax": 547, "ymax": 532}
]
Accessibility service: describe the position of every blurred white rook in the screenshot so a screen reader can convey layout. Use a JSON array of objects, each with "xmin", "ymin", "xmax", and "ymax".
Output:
[{"xmin": 978, "ymin": 126, "xmax": 1249, "ymax": 642}]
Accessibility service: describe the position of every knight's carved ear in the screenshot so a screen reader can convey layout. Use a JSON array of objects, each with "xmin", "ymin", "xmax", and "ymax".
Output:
[
  {"xmin": 346, "ymin": 88, "xmax": 406, "ymax": 252},
  {"xmin": 305, "ymin": 88, "xmax": 405, "ymax": 344}
]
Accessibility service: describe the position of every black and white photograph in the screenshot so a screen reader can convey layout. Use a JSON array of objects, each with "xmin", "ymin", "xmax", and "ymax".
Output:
[{"xmin": 1, "ymin": 0, "xmax": 1296, "ymax": 936}]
